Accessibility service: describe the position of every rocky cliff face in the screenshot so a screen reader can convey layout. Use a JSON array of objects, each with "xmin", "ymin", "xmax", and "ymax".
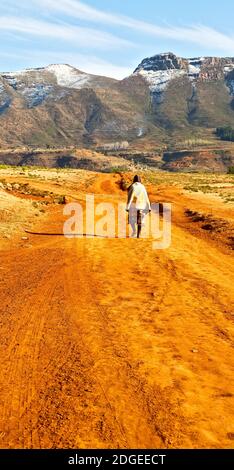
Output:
[
  {"xmin": 134, "ymin": 52, "xmax": 234, "ymax": 98},
  {"xmin": 134, "ymin": 52, "xmax": 188, "ymax": 72},
  {"xmin": 132, "ymin": 52, "xmax": 234, "ymax": 132}
]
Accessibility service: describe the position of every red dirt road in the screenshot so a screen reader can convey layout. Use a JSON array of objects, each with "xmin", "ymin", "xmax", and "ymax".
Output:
[{"xmin": 0, "ymin": 174, "xmax": 233, "ymax": 448}]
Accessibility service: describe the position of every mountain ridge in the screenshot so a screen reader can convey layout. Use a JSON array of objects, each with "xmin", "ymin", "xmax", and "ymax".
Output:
[{"xmin": 0, "ymin": 52, "xmax": 234, "ymax": 151}]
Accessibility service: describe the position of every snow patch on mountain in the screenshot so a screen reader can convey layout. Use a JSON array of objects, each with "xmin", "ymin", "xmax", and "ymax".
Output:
[
  {"xmin": 188, "ymin": 58, "xmax": 205, "ymax": 78},
  {"xmin": 1, "ymin": 64, "xmax": 91, "ymax": 91},
  {"xmin": 227, "ymin": 80, "xmax": 234, "ymax": 95},
  {"xmin": 136, "ymin": 56, "xmax": 208, "ymax": 93},
  {"xmin": 137, "ymin": 127, "xmax": 144, "ymax": 137},
  {"xmin": 1, "ymin": 72, "xmax": 55, "ymax": 107},
  {"xmin": 0, "ymin": 100, "xmax": 11, "ymax": 113},
  {"xmin": 22, "ymin": 85, "xmax": 54, "ymax": 108},
  {"xmin": 224, "ymin": 64, "xmax": 234, "ymax": 73},
  {"xmin": 1, "ymin": 66, "xmax": 82, "ymax": 107},
  {"xmin": 46, "ymin": 64, "xmax": 90, "ymax": 89},
  {"xmin": 137, "ymin": 69, "xmax": 186, "ymax": 93},
  {"xmin": 0, "ymin": 84, "xmax": 11, "ymax": 113},
  {"xmin": 2, "ymin": 67, "xmax": 51, "ymax": 84},
  {"xmin": 1, "ymin": 74, "xmax": 19, "ymax": 89}
]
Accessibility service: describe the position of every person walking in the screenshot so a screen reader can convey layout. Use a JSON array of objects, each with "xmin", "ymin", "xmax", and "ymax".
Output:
[{"xmin": 126, "ymin": 175, "xmax": 151, "ymax": 238}]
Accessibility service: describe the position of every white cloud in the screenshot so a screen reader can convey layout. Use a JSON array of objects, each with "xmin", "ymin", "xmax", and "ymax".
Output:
[
  {"xmin": 0, "ymin": 16, "xmax": 133, "ymax": 49},
  {"xmin": 36, "ymin": 0, "xmax": 234, "ymax": 54},
  {"xmin": 2, "ymin": 1, "xmax": 234, "ymax": 54},
  {"xmin": 1, "ymin": 0, "xmax": 234, "ymax": 80}
]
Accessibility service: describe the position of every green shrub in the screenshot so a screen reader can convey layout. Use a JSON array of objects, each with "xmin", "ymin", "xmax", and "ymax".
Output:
[
  {"xmin": 109, "ymin": 166, "xmax": 129, "ymax": 174},
  {"xmin": 216, "ymin": 127, "xmax": 234, "ymax": 142}
]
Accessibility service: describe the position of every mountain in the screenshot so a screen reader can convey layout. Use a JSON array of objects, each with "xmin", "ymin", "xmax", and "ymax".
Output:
[
  {"xmin": 134, "ymin": 52, "xmax": 234, "ymax": 131},
  {"xmin": 0, "ymin": 53, "xmax": 234, "ymax": 149},
  {"xmin": 0, "ymin": 63, "xmax": 154, "ymax": 147}
]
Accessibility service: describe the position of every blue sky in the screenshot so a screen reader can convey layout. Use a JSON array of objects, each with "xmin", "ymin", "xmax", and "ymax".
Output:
[{"xmin": 1, "ymin": 0, "xmax": 234, "ymax": 78}]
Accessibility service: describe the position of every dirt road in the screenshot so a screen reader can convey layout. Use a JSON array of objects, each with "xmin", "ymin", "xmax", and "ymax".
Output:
[{"xmin": 0, "ymin": 174, "xmax": 233, "ymax": 448}]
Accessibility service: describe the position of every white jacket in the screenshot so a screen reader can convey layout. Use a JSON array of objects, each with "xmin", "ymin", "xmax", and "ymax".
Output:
[{"xmin": 126, "ymin": 182, "xmax": 151, "ymax": 211}]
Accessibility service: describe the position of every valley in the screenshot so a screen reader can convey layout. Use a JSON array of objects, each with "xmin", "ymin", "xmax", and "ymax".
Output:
[{"xmin": 1, "ymin": 142, "xmax": 234, "ymax": 173}]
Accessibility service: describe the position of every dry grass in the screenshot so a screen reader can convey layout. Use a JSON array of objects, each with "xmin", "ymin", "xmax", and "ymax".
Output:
[{"xmin": 143, "ymin": 171, "xmax": 234, "ymax": 204}]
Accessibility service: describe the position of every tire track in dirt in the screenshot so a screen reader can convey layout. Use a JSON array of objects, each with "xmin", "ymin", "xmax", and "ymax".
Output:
[
  {"xmin": 0, "ymin": 244, "xmax": 101, "ymax": 448},
  {"xmin": 73, "ymin": 206, "xmax": 233, "ymax": 448},
  {"xmin": 61, "ymin": 232, "xmax": 192, "ymax": 447},
  {"xmin": 80, "ymin": 237, "xmax": 190, "ymax": 447},
  {"xmin": 0, "ymin": 247, "xmax": 65, "ymax": 447},
  {"xmin": 63, "ymin": 239, "xmax": 163, "ymax": 448}
]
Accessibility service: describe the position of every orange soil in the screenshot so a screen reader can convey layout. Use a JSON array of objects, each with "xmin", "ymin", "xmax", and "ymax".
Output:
[{"xmin": 0, "ymin": 173, "xmax": 233, "ymax": 449}]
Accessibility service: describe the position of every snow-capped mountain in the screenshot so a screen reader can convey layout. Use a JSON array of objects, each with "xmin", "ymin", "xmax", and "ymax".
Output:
[
  {"xmin": 134, "ymin": 52, "xmax": 234, "ymax": 99},
  {"xmin": 0, "ymin": 64, "xmax": 116, "ymax": 109},
  {"xmin": 0, "ymin": 53, "xmax": 234, "ymax": 148},
  {"xmin": 46, "ymin": 64, "xmax": 91, "ymax": 88}
]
